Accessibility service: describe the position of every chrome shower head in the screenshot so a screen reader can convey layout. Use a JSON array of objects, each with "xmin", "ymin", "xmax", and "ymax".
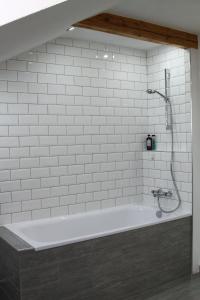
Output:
[
  {"xmin": 146, "ymin": 89, "xmax": 155, "ymax": 94},
  {"xmin": 146, "ymin": 89, "xmax": 168, "ymax": 103}
]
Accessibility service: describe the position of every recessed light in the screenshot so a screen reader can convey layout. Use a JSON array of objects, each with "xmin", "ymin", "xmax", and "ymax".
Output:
[
  {"xmin": 104, "ymin": 54, "xmax": 108, "ymax": 59},
  {"xmin": 66, "ymin": 26, "xmax": 75, "ymax": 31}
]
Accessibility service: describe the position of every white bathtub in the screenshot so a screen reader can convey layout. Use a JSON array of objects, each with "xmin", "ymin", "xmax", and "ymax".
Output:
[{"xmin": 5, "ymin": 204, "xmax": 192, "ymax": 251}]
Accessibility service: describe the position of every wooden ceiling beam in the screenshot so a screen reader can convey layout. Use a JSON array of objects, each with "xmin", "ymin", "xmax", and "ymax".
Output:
[{"xmin": 74, "ymin": 13, "xmax": 198, "ymax": 49}]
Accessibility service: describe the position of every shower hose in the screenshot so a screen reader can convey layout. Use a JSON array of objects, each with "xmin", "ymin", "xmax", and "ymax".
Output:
[{"xmin": 157, "ymin": 101, "xmax": 181, "ymax": 213}]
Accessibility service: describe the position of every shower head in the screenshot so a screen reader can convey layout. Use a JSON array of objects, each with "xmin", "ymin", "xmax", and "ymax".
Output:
[
  {"xmin": 146, "ymin": 89, "xmax": 155, "ymax": 94},
  {"xmin": 146, "ymin": 89, "xmax": 168, "ymax": 103}
]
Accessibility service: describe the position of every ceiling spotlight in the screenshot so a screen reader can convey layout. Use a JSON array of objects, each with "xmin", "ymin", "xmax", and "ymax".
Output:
[
  {"xmin": 66, "ymin": 26, "xmax": 75, "ymax": 31},
  {"xmin": 103, "ymin": 54, "xmax": 108, "ymax": 59}
]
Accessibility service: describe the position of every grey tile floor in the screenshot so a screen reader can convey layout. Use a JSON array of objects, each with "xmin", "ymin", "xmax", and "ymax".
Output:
[
  {"xmin": 1, "ymin": 277, "xmax": 200, "ymax": 300},
  {"xmin": 0, "ymin": 289, "xmax": 9, "ymax": 300},
  {"xmin": 147, "ymin": 276, "xmax": 200, "ymax": 300}
]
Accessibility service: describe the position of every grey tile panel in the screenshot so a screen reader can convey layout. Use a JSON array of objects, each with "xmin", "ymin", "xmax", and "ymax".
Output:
[
  {"xmin": 0, "ymin": 216, "xmax": 192, "ymax": 300},
  {"xmin": 147, "ymin": 275, "xmax": 200, "ymax": 300},
  {"xmin": 0, "ymin": 227, "xmax": 32, "ymax": 252},
  {"xmin": 0, "ymin": 236, "xmax": 20, "ymax": 300},
  {"xmin": 20, "ymin": 262, "xmax": 59, "ymax": 290},
  {"xmin": 0, "ymin": 288, "xmax": 12, "ymax": 300},
  {"xmin": 21, "ymin": 282, "xmax": 59, "ymax": 300}
]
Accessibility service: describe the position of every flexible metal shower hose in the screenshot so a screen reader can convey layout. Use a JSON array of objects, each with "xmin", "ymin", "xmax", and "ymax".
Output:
[{"xmin": 157, "ymin": 101, "xmax": 181, "ymax": 213}]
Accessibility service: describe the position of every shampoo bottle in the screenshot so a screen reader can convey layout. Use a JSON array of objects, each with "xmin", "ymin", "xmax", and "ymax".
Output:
[
  {"xmin": 146, "ymin": 135, "xmax": 152, "ymax": 151},
  {"xmin": 152, "ymin": 135, "xmax": 156, "ymax": 150}
]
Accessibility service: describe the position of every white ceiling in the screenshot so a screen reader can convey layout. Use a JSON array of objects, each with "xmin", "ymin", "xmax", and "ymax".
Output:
[
  {"xmin": 0, "ymin": 0, "xmax": 121, "ymax": 62},
  {"xmin": 1, "ymin": 0, "xmax": 200, "ymax": 63},
  {"xmin": 63, "ymin": 28, "xmax": 158, "ymax": 50},
  {"xmin": 0, "ymin": 0, "xmax": 66, "ymax": 27},
  {"xmin": 108, "ymin": 0, "xmax": 200, "ymax": 34}
]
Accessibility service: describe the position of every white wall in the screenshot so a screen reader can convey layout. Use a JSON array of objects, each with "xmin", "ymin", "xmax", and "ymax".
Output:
[
  {"xmin": 0, "ymin": 0, "xmax": 121, "ymax": 63},
  {"xmin": 0, "ymin": 37, "xmax": 192, "ymax": 225},
  {"xmin": 191, "ymin": 45, "xmax": 200, "ymax": 274},
  {"xmin": 0, "ymin": 0, "xmax": 67, "ymax": 26},
  {"xmin": 143, "ymin": 46, "xmax": 192, "ymax": 211},
  {"xmin": 0, "ymin": 37, "xmax": 147, "ymax": 224}
]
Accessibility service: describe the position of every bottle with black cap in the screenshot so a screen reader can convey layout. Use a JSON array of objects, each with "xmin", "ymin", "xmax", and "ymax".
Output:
[{"xmin": 146, "ymin": 134, "xmax": 152, "ymax": 151}]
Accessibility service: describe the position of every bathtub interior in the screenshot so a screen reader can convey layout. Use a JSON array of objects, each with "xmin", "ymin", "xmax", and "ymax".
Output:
[{"xmin": 5, "ymin": 203, "xmax": 192, "ymax": 251}]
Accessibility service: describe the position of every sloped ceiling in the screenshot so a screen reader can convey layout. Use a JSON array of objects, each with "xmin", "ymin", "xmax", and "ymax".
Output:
[
  {"xmin": 63, "ymin": 28, "xmax": 158, "ymax": 50},
  {"xmin": 0, "ymin": 0, "xmax": 67, "ymax": 27},
  {"xmin": 108, "ymin": 0, "xmax": 200, "ymax": 34},
  {"xmin": 0, "ymin": 0, "xmax": 121, "ymax": 62}
]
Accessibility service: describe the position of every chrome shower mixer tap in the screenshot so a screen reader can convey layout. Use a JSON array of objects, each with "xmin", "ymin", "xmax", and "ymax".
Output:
[{"xmin": 151, "ymin": 189, "xmax": 173, "ymax": 199}]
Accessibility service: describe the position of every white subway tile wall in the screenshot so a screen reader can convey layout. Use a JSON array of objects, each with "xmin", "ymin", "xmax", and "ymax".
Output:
[
  {"xmin": 143, "ymin": 47, "xmax": 192, "ymax": 207},
  {"xmin": 0, "ymin": 38, "xmax": 147, "ymax": 224},
  {"xmin": 0, "ymin": 37, "xmax": 191, "ymax": 224}
]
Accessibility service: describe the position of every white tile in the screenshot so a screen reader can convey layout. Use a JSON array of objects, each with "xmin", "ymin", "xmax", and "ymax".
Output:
[
  {"xmin": 12, "ymin": 190, "xmax": 31, "ymax": 201},
  {"xmin": 0, "ymin": 159, "xmax": 19, "ymax": 170},
  {"xmin": 38, "ymin": 73, "xmax": 56, "ymax": 84},
  {"xmin": 28, "ymin": 83, "xmax": 47, "ymax": 94},
  {"xmin": 41, "ymin": 177, "xmax": 59, "ymax": 187},
  {"xmin": 9, "ymin": 126, "xmax": 29, "ymax": 136},
  {"xmin": 86, "ymin": 201, "xmax": 101, "ymax": 211},
  {"xmin": 0, "ymin": 70, "xmax": 17, "ymax": 81},
  {"xmin": 0, "ymin": 214, "xmax": 11, "ymax": 225},
  {"xmin": 28, "ymin": 62, "xmax": 46, "ymax": 72},
  {"xmin": 12, "ymin": 211, "xmax": 31, "ymax": 223},
  {"xmin": 37, "ymin": 53, "xmax": 56, "ymax": 64},
  {"xmin": 0, "ymin": 37, "xmax": 192, "ymax": 224},
  {"xmin": 32, "ymin": 188, "xmax": 50, "ymax": 200},
  {"xmin": 41, "ymin": 197, "xmax": 59, "ymax": 208},
  {"xmin": 69, "ymin": 203, "xmax": 85, "ymax": 214},
  {"xmin": 20, "ymin": 136, "xmax": 39, "ymax": 146},
  {"xmin": 7, "ymin": 60, "xmax": 27, "ymax": 71},
  {"xmin": 11, "ymin": 169, "xmax": 30, "ymax": 180},
  {"xmin": 47, "ymin": 43, "xmax": 64, "ymax": 55},
  {"xmin": 51, "ymin": 206, "xmax": 68, "ymax": 217},
  {"xmin": 60, "ymin": 175, "xmax": 76, "ymax": 185},
  {"xmin": 56, "ymin": 55, "xmax": 73, "ymax": 65},
  {"xmin": 32, "ymin": 208, "xmax": 50, "ymax": 220},
  {"xmin": 18, "ymin": 72, "xmax": 37, "ymax": 83},
  {"xmin": 47, "ymin": 64, "xmax": 64, "ymax": 74},
  {"xmin": 48, "ymin": 84, "xmax": 65, "ymax": 95},
  {"xmin": 82, "ymin": 68, "xmax": 98, "ymax": 78},
  {"xmin": 60, "ymin": 194, "xmax": 76, "ymax": 205},
  {"xmin": 21, "ymin": 178, "xmax": 40, "ymax": 190},
  {"xmin": 8, "ymin": 81, "xmax": 27, "ymax": 92},
  {"xmin": 1, "ymin": 202, "xmax": 21, "ymax": 214},
  {"xmin": 40, "ymin": 156, "xmax": 58, "ymax": 167},
  {"xmin": 20, "ymin": 158, "xmax": 39, "ymax": 168}
]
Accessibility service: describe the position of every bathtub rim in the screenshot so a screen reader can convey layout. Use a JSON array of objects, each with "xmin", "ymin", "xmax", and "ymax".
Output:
[{"xmin": 4, "ymin": 203, "xmax": 192, "ymax": 251}]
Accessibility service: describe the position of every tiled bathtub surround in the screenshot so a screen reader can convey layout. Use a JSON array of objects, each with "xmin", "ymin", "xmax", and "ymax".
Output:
[
  {"xmin": 0, "ymin": 38, "xmax": 147, "ymax": 224},
  {"xmin": 143, "ymin": 47, "xmax": 192, "ymax": 208},
  {"xmin": 0, "ymin": 217, "xmax": 192, "ymax": 300},
  {"xmin": 0, "ymin": 37, "xmax": 192, "ymax": 224}
]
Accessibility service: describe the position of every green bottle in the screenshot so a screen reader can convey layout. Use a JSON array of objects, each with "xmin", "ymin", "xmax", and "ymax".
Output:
[{"xmin": 152, "ymin": 135, "xmax": 156, "ymax": 151}]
